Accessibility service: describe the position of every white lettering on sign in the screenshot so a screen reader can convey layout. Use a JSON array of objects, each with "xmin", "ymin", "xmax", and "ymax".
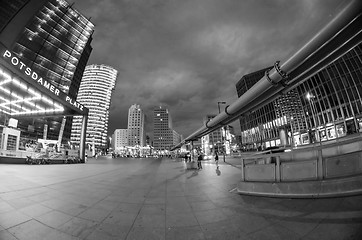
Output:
[
  {"xmin": 3, "ymin": 50, "xmax": 60, "ymax": 96},
  {"xmin": 3, "ymin": 49, "xmax": 84, "ymax": 112},
  {"xmin": 66, "ymin": 96, "xmax": 84, "ymax": 111}
]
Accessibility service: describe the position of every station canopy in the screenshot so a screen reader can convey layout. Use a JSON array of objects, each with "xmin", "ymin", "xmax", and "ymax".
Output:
[{"xmin": 0, "ymin": 67, "xmax": 64, "ymax": 117}]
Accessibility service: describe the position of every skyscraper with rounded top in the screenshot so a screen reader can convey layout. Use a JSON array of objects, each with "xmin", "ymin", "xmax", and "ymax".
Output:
[{"xmin": 71, "ymin": 64, "xmax": 118, "ymax": 150}]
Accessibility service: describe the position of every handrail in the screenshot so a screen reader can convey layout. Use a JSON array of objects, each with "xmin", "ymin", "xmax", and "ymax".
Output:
[{"xmin": 173, "ymin": 0, "xmax": 362, "ymax": 150}]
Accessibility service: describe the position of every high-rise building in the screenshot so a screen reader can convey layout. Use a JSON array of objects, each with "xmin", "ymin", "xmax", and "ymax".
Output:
[
  {"xmin": 112, "ymin": 129, "xmax": 128, "ymax": 150},
  {"xmin": 127, "ymin": 104, "xmax": 145, "ymax": 147},
  {"xmin": 153, "ymin": 106, "xmax": 181, "ymax": 151},
  {"xmin": 0, "ymin": 0, "xmax": 94, "ymax": 143},
  {"xmin": 71, "ymin": 64, "xmax": 118, "ymax": 149}
]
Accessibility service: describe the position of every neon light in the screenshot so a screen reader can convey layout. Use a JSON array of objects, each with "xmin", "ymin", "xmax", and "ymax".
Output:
[
  {"xmin": 2, "ymin": 49, "xmax": 86, "ymax": 114},
  {"xmin": 3, "ymin": 50, "xmax": 61, "ymax": 96}
]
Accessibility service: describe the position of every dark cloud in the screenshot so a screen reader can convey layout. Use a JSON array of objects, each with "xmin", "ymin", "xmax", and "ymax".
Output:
[{"xmin": 73, "ymin": 0, "xmax": 345, "ymax": 138}]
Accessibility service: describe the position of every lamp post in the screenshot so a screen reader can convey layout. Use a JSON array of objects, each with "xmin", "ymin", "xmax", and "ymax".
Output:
[
  {"xmin": 217, "ymin": 101, "xmax": 227, "ymax": 162},
  {"xmin": 290, "ymin": 116, "xmax": 294, "ymax": 147},
  {"xmin": 306, "ymin": 92, "xmax": 320, "ymax": 143},
  {"xmin": 306, "ymin": 92, "xmax": 323, "ymax": 180}
]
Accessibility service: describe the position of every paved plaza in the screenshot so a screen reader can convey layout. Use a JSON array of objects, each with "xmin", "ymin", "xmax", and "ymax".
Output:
[{"xmin": 0, "ymin": 156, "xmax": 361, "ymax": 240}]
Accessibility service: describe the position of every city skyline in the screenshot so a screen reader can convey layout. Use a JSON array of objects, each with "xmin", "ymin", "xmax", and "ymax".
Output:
[{"xmin": 73, "ymin": 0, "xmax": 345, "ymax": 138}]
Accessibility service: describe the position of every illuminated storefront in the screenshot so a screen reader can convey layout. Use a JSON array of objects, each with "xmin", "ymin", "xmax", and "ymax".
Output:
[
  {"xmin": 237, "ymin": 43, "xmax": 362, "ymax": 150},
  {"xmin": 1, "ymin": 0, "xmax": 94, "ymax": 143},
  {"xmin": 0, "ymin": 46, "xmax": 88, "ymax": 160}
]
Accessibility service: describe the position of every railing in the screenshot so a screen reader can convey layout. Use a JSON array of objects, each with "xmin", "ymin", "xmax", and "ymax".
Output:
[
  {"xmin": 240, "ymin": 133, "xmax": 362, "ymax": 183},
  {"xmin": 0, "ymin": 149, "xmax": 42, "ymax": 158}
]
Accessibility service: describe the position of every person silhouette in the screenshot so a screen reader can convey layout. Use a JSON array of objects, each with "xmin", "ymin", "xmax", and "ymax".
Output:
[
  {"xmin": 214, "ymin": 152, "xmax": 219, "ymax": 168},
  {"xmin": 197, "ymin": 154, "xmax": 203, "ymax": 170},
  {"xmin": 216, "ymin": 167, "xmax": 221, "ymax": 176}
]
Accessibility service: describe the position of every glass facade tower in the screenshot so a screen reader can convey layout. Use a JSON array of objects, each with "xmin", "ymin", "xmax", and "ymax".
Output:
[{"xmin": 0, "ymin": 0, "xmax": 94, "ymax": 143}]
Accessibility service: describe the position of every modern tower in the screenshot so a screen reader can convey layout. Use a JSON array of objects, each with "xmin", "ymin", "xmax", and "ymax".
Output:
[
  {"xmin": 127, "ymin": 104, "xmax": 145, "ymax": 147},
  {"xmin": 153, "ymin": 106, "xmax": 181, "ymax": 151},
  {"xmin": 0, "ymin": 0, "xmax": 94, "ymax": 143},
  {"xmin": 71, "ymin": 64, "xmax": 118, "ymax": 150}
]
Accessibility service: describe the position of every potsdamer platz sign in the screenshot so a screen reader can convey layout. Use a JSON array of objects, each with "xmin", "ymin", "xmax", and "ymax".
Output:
[{"xmin": 0, "ymin": 44, "xmax": 88, "ymax": 161}]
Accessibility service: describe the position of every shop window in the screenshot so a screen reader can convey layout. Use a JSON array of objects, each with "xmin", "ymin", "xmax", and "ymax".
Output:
[
  {"xmin": 6, "ymin": 135, "xmax": 17, "ymax": 151},
  {"xmin": 326, "ymin": 126, "xmax": 336, "ymax": 139},
  {"xmin": 346, "ymin": 119, "xmax": 357, "ymax": 135},
  {"xmin": 357, "ymin": 118, "xmax": 362, "ymax": 132},
  {"xmin": 336, "ymin": 123, "xmax": 346, "ymax": 137},
  {"xmin": 319, "ymin": 129, "xmax": 327, "ymax": 141},
  {"xmin": 301, "ymin": 133, "xmax": 310, "ymax": 144}
]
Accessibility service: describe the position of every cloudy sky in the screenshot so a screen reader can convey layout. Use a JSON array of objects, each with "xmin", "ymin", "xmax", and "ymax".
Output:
[{"xmin": 74, "ymin": 0, "xmax": 345, "ymax": 138}]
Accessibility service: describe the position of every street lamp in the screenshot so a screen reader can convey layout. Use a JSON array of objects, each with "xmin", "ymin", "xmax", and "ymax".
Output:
[
  {"xmin": 290, "ymin": 116, "xmax": 294, "ymax": 147},
  {"xmin": 217, "ymin": 101, "xmax": 227, "ymax": 162},
  {"xmin": 306, "ymin": 92, "xmax": 320, "ymax": 143}
]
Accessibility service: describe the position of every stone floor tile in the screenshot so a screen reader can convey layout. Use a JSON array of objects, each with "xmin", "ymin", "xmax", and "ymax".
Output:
[
  {"xmin": 0, "ymin": 210, "xmax": 32, "ymax": 229},
  {"xmin": 166, "ymin": 225, "xmax": 206, "ymax": 240},
  {"xmin": 190, "ymin": 201, "xmax": 217, "ymax": 212},
  {"xmin": 19, "ymin": 203, "xmax": 53, "ymax": 218},
  {"xmin": 248, "ymin": 224, "xmax": 302, "ymax": 240},
  {"xmin": 126, "ymin": 227, "xmax": 165, "ymax": 240},
  {"xmin": 35, "ymin": 210, "xmax": 73, "ymax": 228},
  {"xmin": 77, "ymin": 207, "xmax": 111, "ymax": 222},
  {"xmin": 193, "ymin": 209, "xmax": 229, "ymax": 225},
  {"xmin": 8, "ymin": 219, "xmax": 54, "ymax": 240},
  {"xmin": 0, "ymin": 201, "xmax": 15, "ymax": 213},
  {"xmin": 139, "ymin": 204, "xmax": 165, "ymax": 215},
  {"xmin": 56, "ymin": 202, "xmax": 89, "ymax": 216},
  {"xmin": 229, "ymin": 213, "xmax": 273, "ymax": 234},
  {"xmin": 0, "ymin": 230, "xmax": 18, "ymax": 240},
  {"xmin": 133, "ymin": 213, "xmax": 165, "ymax": 228},
  {"xmin": 7, "ymin": 197, "xmax": 37, "ymax": 209},
  {"xmin": 166, "ymin": 212, "xmax": 199, "ymax": 228},
  {"xmin": 87, "ymin": 223, "xmax": 130, "ymax": 239},
  {"xmin": 304, "ymin": 222, "xmax": 362, "ymax": 240},
  {"xmin": 103, "ymin": 211, "xmax": 138, "ymax": 226},
  {"xmin": 58, "ymin": 217, "xmax": 98, "ymax": 239},
  {"xmin": 201, "ymin": 220, "xmax": 250, "ymax": 240},
  {"xmin": 115, "ymin": 202, "xmax": 143, "ymax": 213}
]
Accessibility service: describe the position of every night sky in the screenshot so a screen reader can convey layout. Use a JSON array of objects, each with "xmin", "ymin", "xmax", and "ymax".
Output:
[{"xmin": 73, "ymin": 0, "xmax": 345, "ymax": 139}]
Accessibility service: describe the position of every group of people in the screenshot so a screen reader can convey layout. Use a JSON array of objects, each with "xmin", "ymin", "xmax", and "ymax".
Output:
[{"xmin": 196, "ymin": 152, "xmax": 219, "ymax": 170}]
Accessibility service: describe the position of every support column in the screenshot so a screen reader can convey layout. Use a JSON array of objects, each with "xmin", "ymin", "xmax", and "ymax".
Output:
[{"xmin": 80, "ymin": 114, "xmax": 88, "ymax": 162}]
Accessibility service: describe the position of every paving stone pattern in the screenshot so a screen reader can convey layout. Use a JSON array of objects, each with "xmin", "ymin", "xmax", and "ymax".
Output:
[{"xmin": 0, "ymin": 156, "xmax": 361, "ymax": 240}]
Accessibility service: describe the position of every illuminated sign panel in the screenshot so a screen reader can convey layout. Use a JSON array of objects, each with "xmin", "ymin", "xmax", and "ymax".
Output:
[
  {"xmin": 3, "ymin": 50, "xmax": 61, "ymax": 97},
  {"xmin": 1, "ymin": 49, "xmax": 87, "ymax": 115}
]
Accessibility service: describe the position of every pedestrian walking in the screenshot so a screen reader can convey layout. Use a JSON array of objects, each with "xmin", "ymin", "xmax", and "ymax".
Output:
[
  {"xmin": 214, "ymin": 152, "xmax": 219, "ymax": 168},
  {"xmin": 197, "ymin": 154, "xmax": 203, "ymax": 170}
]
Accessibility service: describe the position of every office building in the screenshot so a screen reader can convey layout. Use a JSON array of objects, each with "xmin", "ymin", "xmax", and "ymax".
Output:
[
  {"xmin": 112, "ymin": 129, "xmax": 128, "ymax": 149},
  {"xmin": 71, "ymin": 64, "xmax": 118, "ymax": 149},
  {"xmin": 127, "ymin": 104, "xmax": 145, "ymax": 147},
  {"xmin": 153, "ymin": 106, "xmax": 181, "ymax": 151},
  {"xmin": 0, "ymin": 0, "xmax": 94, "ymax": 144},
  {"xmin": 236, "ymin": 43, "xmax": 362, "ymax": 150}
]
